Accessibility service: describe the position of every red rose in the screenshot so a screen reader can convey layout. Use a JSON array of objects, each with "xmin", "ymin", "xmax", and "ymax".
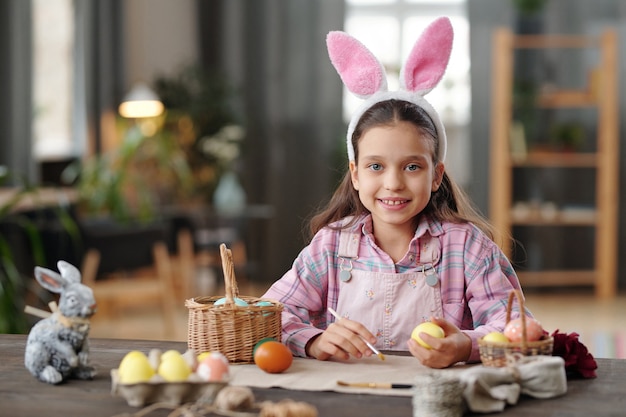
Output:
[{"xmin": 551, "ymin": 329, "xmax": 597, "ymax": 379}]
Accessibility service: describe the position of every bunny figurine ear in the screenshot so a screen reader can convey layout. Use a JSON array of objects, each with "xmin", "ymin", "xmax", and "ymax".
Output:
[
  {"xmin": 57, "ymin": 260, "xmax": 82, "ymax": 284},
  {"xmin": 34, "ymin": 266, "xmax": 65, "ymax": 294},
  {"xmin": 326, "ymin": 31, "xmax": 388, "ymax": 99}
]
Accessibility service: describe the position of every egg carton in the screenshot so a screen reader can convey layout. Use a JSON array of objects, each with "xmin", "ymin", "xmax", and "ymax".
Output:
[{"xmin": 111, "ymin": 369, "xmax": 228, "ymax": 407}]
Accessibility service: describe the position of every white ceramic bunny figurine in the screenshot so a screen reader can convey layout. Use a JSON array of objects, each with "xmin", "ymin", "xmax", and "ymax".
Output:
[{"xmin": 24, "ymin": 260, "xmax": 97, "ymax": 384}]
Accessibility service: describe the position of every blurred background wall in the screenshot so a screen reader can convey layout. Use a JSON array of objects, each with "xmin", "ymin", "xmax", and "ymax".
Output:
[{"xmin": 1, "ymin": 0, "xmax": 625, "ymax": 291}]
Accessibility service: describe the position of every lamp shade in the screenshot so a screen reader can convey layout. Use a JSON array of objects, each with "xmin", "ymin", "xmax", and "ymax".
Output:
[{"xmin": 118, "ymin": 83, "xmax": 164, "ymax": 118}]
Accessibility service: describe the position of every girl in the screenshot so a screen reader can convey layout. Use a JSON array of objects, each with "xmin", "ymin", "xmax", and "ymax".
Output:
[{"xmin": 262, "ymin": 18, "xmax": 526, "ymax": 369}]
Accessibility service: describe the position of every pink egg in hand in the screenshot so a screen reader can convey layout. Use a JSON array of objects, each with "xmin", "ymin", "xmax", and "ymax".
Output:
[
  {"xmin": 504, "ymin": 317, "xmax": 544, "ymax": 342},
  {"xmin": 196, "ymin": 352, "xmax": 230, "ymax": 382}
]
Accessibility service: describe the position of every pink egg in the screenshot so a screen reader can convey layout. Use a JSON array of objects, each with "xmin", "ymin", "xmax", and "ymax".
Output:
[
  {"xmin": 196, "ymin": 352, "xmax": 230, "ymax": 382},
  {"xmin": 504, "ymin": 317, "xmax": 544, "ymax": 342}
]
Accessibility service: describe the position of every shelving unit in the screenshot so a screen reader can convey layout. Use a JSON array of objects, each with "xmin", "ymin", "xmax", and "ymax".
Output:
[{"xmin": 488, "ymin": 28, "xmax": 619, "ymax": 299}]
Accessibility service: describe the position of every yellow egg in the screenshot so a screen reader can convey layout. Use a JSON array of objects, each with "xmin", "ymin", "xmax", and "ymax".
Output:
[
  {"xmin": 158, "ymin": 352, "xmax": 192, "ymax": 382},
  {"xmin": 197, "ymin": 351, "xmax": 212, "ymax": 362},
  {"xmin": 411, "ymin": 322, "xmax": 445, "ymax": 349},
  {"xmin": 119, "ymin": 350, "xmax": 146, "ymax": 367},
  {"xmin": 161, "ymin": 349, "xmax": 183, "ymax": 362},
  {"xmin": 118, "ymin": 350, "xmax": 155, "ymax": 384},
  {"xmin": 482, "ymin": 331, "xmax": 510, "ymax": 343}
]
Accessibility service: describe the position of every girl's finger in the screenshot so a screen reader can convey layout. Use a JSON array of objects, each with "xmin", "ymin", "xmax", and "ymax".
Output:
[
  {"xmin": 327, "ymin": 323, "xmax": 371, "ymax": 357},
  {"xmin": 333, "ymin": 317, "xmax": 377, "ymax": 344}
]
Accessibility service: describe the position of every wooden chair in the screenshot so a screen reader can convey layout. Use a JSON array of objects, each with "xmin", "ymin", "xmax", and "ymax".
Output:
[
  {"xmin": 173, "ymin": 227, "xmax": 249, "ymax": 298},
  {"xmin": 81, "ymin": 240, "xmax": 177, "ymax": 336},
  {"xmin": 174, "ymin": 228, "xmax": 196, "ymax": 300}
]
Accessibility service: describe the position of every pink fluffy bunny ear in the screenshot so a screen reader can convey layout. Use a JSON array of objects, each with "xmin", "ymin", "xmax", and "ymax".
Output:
[
  {"xmin": 328, "ymin": 17, "xmax": 453, "ymax": 163},
  {"xmin": 326, "ymin": 31, "xmax": 388, "ymax": 99},
  {"xmin": 400, "ymin": 17, "xmax": 453, "ymax": 95}
]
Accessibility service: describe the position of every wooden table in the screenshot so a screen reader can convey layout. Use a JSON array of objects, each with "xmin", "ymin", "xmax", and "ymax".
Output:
[{"xmin": 1, "ymin": 334, "xmax": 624, "ymax": 416}]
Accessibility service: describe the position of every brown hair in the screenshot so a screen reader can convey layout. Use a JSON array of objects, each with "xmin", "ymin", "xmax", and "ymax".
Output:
[{"xmin": 309, "ymin": 99, "xmax": 495, "ymax": 240}]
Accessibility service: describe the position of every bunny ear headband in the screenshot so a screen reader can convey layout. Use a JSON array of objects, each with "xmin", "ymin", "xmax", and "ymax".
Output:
[{"xmin": 326, "ymin": 16, "xmax": 453, "ymax": 162}]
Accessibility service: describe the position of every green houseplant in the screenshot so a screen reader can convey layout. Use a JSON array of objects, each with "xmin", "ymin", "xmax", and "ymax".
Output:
[
  {"xmin": 56, "ymin": 66, "xmax": 241, "ymax": 278},
  {"xmin": 63, "ymin": 115, "xmax": 195, "ymax": 224},
  {"xmin": 64, "ymin": 65, "xmax": 240, "ymax": 223},
  {"xmin": 153, "ymin": 64, "xmax": 242, "ymax": 201},
  {"xmin": 59, "ymin": 113, "xmax": 200, "ymax": 278}
]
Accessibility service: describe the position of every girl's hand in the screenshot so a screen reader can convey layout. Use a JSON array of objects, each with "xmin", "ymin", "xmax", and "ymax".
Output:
[
  {"xmin": 306, "ymin": 317, "xmax": 377, "ymax": 361},
  {"xmin": 406, "ymin": 317, "xmax": 472, "ymax": 368}
]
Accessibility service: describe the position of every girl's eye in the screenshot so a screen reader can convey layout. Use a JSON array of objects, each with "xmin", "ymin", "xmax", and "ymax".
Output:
[
  {"xmin": 406, "ymin": 164, "xmax": 419, "ymax": 171},
  {"xmin": 368, "ymin": 163, "xmax": 382, "ymax": 171}
]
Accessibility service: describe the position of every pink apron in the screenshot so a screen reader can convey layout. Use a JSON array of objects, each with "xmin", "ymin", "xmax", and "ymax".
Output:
[{"xmin": 334, "ymin": 229, "xmax": 444, "ymax": 350}]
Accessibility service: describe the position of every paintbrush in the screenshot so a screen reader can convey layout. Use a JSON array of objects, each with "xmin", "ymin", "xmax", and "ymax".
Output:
[
  {"xmin": 337, "ymin": 380, "xmax": 413, "ymax": 389},
  {"xmin": 327, "ymin": 307, "xmax": 385, "ymax": 361}
]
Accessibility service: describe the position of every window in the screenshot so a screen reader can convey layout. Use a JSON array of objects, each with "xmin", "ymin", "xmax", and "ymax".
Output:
[
  {"xmin": 32, "ymin": 0, "xmax": 75, "ymax": 161},
  {"xmin": 344, "ymin": 0, "xmax": 470, "ymax": 185}
]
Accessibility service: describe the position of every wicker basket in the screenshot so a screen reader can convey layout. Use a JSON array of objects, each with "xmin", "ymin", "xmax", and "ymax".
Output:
[
  {"xmin": 185, "ymin": 244, "xmax": 283, "ymax": 364},
  {"xmin": 478, "ymin": 290, "xmax": 553, "ymax": 367}
]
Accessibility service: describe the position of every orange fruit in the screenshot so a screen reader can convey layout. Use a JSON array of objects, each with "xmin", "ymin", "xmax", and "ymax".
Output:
[{"xmin": 253, "ymin": 341, "xmax": 293, "ymax": 373}]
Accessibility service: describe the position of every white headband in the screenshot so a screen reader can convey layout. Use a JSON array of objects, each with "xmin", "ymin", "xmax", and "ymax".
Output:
[{"xmin": 326, "ymin": 17, "xmax": 453, "ymax": 162}]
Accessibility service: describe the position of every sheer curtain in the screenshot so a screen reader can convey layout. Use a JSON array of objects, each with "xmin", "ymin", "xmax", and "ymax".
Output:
[{"xmin": 197, "ymin": 0, "xmax": 346, "ymax": 282}]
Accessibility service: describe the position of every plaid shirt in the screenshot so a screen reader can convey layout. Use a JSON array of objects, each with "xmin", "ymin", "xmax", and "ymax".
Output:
[{"xmin": 262, "ymin": 214, "xmax": 524, "ymax": 362}]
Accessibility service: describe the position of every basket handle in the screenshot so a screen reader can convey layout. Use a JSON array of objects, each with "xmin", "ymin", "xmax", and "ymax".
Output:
[
  {"xmin": 505, "ymin": 289, "xmax": 528, "ymax": 350},
  {"xmin": 219, "ymin": 243, "xmax": 240, "ymax": 306}
]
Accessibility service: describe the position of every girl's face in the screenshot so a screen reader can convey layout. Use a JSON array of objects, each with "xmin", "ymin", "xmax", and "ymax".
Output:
[{"xmin": 349, "ymin": 121, "xmax": 444, "ymax": 236}]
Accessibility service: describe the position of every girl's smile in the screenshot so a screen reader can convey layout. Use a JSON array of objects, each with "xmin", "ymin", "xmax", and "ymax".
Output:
[{"xmin": 379, "ymin": 198, "xmax": 409, "ymax": 207}]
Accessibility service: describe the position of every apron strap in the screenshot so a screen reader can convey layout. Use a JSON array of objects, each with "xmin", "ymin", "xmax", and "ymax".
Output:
[
  {"xmin": 338, "ymin": 228, "xmax": 360, "ymax": 259},
  {"xmin": 337, "ymin": 228, "xmax": 360, "ymax": 283},
  {"xmin": 419, "ymin": 233, "xmax": 441, "ymax": 266},
  {"xmin": 418, "ymin": 233, "xmax": 442, "ymax": 288}
]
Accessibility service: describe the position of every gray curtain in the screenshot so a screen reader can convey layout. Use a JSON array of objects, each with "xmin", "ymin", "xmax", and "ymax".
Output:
[
  {"xmin": 197, "ymin": 0, "xmax": 346, "ymax": 283},
  {"xmin": 74, "ymin": 0, "xmax": 124, "ymax": 156},
  {"xmin": 0, "ymin": 0, "xmax": 34, "ymax": 184}
]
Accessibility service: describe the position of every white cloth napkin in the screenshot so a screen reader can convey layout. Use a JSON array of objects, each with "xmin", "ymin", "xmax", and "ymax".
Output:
[{"xmin": 459, "ymin": 355, "xmax": 567, "ymax": 413}]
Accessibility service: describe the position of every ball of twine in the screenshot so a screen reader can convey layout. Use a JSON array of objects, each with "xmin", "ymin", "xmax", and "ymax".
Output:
[
  {"xmin": 412, "ymin": 372, "xmax": 464, "ymax": 417},
  {"xmin": 259, "ymin": 399, "xmax": 318, "ymax": 417},
  {"xmin": 212, "ymin": 386, "xmax": 317, "ymax": 417},
  {"xmin": 213, "ymin": 386, "xmax": 255, "ymax": 411}
]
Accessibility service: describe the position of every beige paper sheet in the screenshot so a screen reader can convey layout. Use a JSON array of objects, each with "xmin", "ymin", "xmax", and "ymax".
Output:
[{"xmin": 229, "ymin": 355, "xmax": 470, "ymax": 397}]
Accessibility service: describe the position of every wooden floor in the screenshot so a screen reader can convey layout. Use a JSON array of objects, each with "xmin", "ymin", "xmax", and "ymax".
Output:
[
  {"xmin": 89, "ymin": 279, "xmax": 626, "ymax": 359},
  {"xmin": 523, "ymin": 289, "xmax": 626, "ymax": 359}
]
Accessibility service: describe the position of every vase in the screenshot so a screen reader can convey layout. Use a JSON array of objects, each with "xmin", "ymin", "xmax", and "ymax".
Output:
[{"xmin": 212, "ymin": 170, "xmax": 246, "ymax": 216}]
